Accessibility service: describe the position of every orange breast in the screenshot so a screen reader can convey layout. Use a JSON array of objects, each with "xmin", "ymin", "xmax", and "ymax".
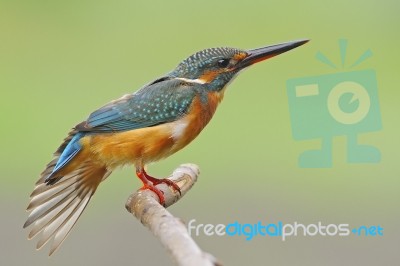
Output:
[{"xmin": 81, "ymin": 91, "xmax": 225, "ymax": 169}]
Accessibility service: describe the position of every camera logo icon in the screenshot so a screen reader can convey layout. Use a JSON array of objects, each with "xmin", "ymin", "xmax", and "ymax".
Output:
[{"xmin": 286, "ymin": 40, "xmax": 382, "ymax": 168}]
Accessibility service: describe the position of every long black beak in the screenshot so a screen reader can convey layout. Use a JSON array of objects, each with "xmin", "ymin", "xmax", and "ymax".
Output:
[{"xmin": 238, "ymin": 39, "xmax": 309, "ymax": 69}]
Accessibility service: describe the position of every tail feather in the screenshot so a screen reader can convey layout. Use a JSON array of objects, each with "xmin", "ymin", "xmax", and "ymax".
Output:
[
  {"xmin": 32, "ymin": 129, "xmax": 79, "ymax": 186},
  {"xmin": 29, "ymin": 166, "xmax": 83, "ymax": 205},
  {"xmin": 55, "ymin": 128, "xmax": 81, "ymax": 155},
  {"xmin": 46, "ymin": 132, "xmax": 84, "ymax": 185},
  {"xmin": 24, "ymin": 143, "xmax": 111, "ymax": 255},
  {"xmin": 25, "ymin": 180, "xmax": 77, "ymax": 227},
  {"xmin": 34, "ymin": 158, "xmax": 58, "ymax": 186},
  {"xmin": 28, "ymin": 188, "xmax": 78, "ymax": 240},
  {"xmin": 48, "ymin": 192, "xmax": 91, "ymax": 255},
  {"xmin": 36, "ymin": 191, "xmax": 89, "ymax": 252},
  {"xmin": 28, "ymin": 173, "xmax": 79, "ymax": 209}
]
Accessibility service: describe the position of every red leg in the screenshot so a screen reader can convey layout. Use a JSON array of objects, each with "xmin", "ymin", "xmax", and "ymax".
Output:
[{"xmin": 135, "ymin": 167, "xmax": 181, "ymax": 205}]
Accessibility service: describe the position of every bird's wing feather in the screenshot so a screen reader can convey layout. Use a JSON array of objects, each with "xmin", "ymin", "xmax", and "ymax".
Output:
[
  {"xmin": 24, "ymin": 157, "xmax": 111, "ymax": 255},
  {"xmin": 45, "ymin": 78, "xmax": 198, "ymax": 182},
  {"xmin": 24, "ymin": 78, "xmax": 200, "ymax": 255},
  {"xmin": 76, "ymin": 78, "xmax": 198, "ymax": 133}
]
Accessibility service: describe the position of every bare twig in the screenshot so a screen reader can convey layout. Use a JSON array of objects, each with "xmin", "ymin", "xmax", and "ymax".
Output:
[{"xmin": 125, "ymin": 164, "xmax": 221, "ymax": 266}]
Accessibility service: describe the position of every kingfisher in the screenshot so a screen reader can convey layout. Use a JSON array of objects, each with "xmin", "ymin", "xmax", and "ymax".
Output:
[{"xmin": 24, "ymin": 39, "xmax": 308, "ymax": 255}]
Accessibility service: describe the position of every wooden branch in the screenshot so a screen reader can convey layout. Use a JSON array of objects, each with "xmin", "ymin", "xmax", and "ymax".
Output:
[{"xmin": 125, "ymin": 164, "xmax": 221, "ymax": 266}]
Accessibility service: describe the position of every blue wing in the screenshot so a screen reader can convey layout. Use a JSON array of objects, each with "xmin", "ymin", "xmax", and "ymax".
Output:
[
  {"xmin": 46, "ymin": 77, "xmax": 198, "ymax": 182},
  {"xmin": 76, "ymin": 77, "xmax": 197, "ymax": 132},
  {"xmin": 45, "ymin": 132, "xmax": 84, "ymax": 183}
]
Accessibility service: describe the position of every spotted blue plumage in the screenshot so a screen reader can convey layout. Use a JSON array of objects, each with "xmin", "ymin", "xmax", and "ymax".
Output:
[
  {"xmin": 46, "ymin": 78, "xmax": 199, "ymax": 181},
  {"xmin": 171, "ymin": 47, "xmax": 242, "ymax": 81},
  {"xmin": 80, "ymin": 78, "xmax": 197, "ymax": 132}
]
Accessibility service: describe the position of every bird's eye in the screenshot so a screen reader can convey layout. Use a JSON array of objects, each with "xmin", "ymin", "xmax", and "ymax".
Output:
[{"xmin": 217, "ymin": 58, "xmax": 230, "ymax": 68}]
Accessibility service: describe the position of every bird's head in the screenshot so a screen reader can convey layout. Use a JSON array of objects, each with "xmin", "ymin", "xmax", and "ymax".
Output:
[{"xmin": 169, "ymin": 39, "xmax": 309, "ymax": 91}]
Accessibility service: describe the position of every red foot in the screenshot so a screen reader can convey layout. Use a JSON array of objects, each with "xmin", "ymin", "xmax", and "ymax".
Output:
[{"xmin": 136, "ymin": 169, "xmax": 181, "ymax": 205}]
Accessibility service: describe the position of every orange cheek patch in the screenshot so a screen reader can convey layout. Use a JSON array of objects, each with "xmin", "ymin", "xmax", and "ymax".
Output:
[{"xmin": 199, "ymin": 70, "xmax": 222, "ymax": 83}]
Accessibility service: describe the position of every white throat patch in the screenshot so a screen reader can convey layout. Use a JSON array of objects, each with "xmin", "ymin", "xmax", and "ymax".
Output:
[
  {"xmin": 175, "ymin": 77, "xmax": 206, "ymax": 85},
  {"xmin": 170, "ymin": 120, "xmax": 189, "ymax": 141}
]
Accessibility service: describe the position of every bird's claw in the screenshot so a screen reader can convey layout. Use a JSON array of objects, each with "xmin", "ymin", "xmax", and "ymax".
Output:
[{"xmin": 137, "ymin": 168, "xmax": 182, "ymax": 206}]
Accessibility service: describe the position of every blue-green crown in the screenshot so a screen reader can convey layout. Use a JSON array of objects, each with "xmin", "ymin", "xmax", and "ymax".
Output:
[{"xmin": 171, "ymin": 47, "xmax": 244, "ymax": 79}]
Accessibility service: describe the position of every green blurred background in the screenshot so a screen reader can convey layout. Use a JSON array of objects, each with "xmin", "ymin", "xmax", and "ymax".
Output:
[{"xmin": 1, "ymin": 0, "xmax": 399, "ymax": 265}]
